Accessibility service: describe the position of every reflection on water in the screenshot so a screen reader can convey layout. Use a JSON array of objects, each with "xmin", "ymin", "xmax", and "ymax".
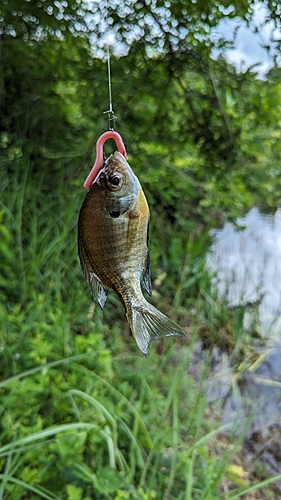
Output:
[
  {"xmin": 205, "ymin": 208, "xmax": 281, "ymax": 445},
  {"xmin": 209, "ymin": 206, "xmax": 281, "ymax": 335}
]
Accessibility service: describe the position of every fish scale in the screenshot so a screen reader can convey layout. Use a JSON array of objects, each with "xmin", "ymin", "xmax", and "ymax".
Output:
[{"xmin": 78, "ymin": 151, "xmax": 185, "ymax": 355}]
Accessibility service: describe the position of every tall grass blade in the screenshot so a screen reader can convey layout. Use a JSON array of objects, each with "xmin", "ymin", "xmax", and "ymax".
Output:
[
  {"xmin": 223, "ymin": 473, "xmax": 281, "ymax": 499},
  {"xmin": 0, "ymin": 474, "xmax": 59, "ymax": 500},
  {"xmin": 184, "ymin": 449, "xmax": 197, "ymax": 500},
  {"xmin": 139, "ymin": 355, "xmax": 189, "ymax": 488},
  {"xmin": 0, "ymin": 354, "xmax": 89, "ymax": 389},
  {"xmin": 73, "ymin": 367, "xmax": 153, "ymax": 447},
  {"xmin": 163, "ymin": 397, "xmax": 179, "ymax": 500},
  {"xmin": 69, "ymin": 389, "xmax": 117, "ymax": 468},
  {"xmin": 0, "ymin": 423, "xmax": 98, "ymax": 457}
]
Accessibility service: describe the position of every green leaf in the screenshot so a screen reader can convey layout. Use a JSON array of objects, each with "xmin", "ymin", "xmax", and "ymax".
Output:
[
  {"xmin": 66, "ymin": 484, "xmax": 83, "ymax": 500},
  {"xmin": 94, "ymin": 467, "xmax": 124, "ymax": 494}
]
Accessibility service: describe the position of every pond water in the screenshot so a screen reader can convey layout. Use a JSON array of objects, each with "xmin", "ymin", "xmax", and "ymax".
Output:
[
  {"xmin": 209, "ymin": 206, "xmax": 281, "ymax": 336},
  {"xmin": 195, "ymin": 208, "xmax": 281, "ymax": 484},
  {"xmin": 198, "ymin": 208, "xmax": 281, "ymax": 486}
]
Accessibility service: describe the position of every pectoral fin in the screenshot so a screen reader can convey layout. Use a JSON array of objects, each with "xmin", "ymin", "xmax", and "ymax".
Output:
[
  {"xmin": 88, "ymin": 272, "xmax": 108, "ymax": 309},
  {"xmin": 78, "ymin": 236, "xmax": 108, "ymax": 309}
]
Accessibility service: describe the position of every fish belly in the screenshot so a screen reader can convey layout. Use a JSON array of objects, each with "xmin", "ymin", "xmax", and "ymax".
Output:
[{"xmin": 80, "ymin": 203, "xmax": 147, "ymax": 301}]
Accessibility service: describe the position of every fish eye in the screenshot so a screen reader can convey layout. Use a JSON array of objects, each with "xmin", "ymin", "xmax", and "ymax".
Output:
[
  {"xmin": 111, "ymin": 176, "xmax": 120, "ymax": 186},
  {"xmin": 106, "ymin": 173, "xmax": 124, "ymax": 191}
]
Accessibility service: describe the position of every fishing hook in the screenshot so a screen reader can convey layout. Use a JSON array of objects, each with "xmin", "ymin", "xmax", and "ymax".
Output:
[{"xmin": 84, "ymin": 131, "xmax": 128, "ymax": 189}]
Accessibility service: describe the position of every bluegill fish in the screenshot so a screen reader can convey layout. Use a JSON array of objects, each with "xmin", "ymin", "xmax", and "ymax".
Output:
[{"xmin": 78, "ymin": 151, "xmax": 185, "ymax": 355}]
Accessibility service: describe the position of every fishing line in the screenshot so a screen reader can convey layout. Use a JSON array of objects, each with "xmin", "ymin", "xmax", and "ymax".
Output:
[{"xmin": 104, "ymin": 0, "xmax": 117, "ymax": 131}]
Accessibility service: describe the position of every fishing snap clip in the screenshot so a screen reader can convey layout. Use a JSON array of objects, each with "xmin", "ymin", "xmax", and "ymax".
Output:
[{"xmin": 104, "ymin": 108, "xmax": 117, "ymax": 131}]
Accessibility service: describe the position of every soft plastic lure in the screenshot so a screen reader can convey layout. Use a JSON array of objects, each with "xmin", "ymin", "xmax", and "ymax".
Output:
[{"xmin": 84, "ymin": 131, "xmax": 128, "ymax": 189}]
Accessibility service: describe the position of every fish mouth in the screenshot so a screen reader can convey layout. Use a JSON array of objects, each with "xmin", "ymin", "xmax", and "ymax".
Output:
[
  {"xmin": 94, "ymin": 152, "xmax": 128, "ymax": 185},
  {"xmin": 111, "ymin": 151, "xmax": 128, "ymax": 165},
  {"xmin": 105, "ymin": 152, "xmax": 128, "ymax": 171}
]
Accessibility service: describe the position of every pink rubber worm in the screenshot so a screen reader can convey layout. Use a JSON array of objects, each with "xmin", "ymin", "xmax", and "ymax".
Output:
[{"xmin": 84, "ymin": 131, "xmax": 128, "ymax": 189}]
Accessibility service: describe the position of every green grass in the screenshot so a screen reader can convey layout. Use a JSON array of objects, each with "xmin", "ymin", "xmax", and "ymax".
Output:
[{"xmin": 0, "ymin": 159, "xmax": 280, "ymax": 499}]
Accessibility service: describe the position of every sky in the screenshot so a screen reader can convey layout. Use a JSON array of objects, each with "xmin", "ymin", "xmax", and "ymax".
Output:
[{"xmin": 213, "ymin": 2, "xmax": 281, "ymax": 76}]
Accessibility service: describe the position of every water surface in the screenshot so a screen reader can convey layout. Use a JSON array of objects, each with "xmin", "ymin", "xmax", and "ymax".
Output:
[
  {"xmin": 205, "ymin": 208, "xmax": 281, "ymax": 435},
  {"xmin": 209, "ymin": 206, "xmax": 281, "ymax": 336}
]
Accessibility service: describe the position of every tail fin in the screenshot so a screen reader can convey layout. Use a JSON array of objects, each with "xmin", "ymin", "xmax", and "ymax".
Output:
[{"xmin": 127, "ymin": 301, "xmax": 186, "ymax": 356}]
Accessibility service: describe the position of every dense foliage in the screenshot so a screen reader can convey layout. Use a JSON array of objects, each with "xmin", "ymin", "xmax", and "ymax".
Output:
[{"xmin": 1, "ymin": 0, "xmax": 281, "ymax": 498}]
